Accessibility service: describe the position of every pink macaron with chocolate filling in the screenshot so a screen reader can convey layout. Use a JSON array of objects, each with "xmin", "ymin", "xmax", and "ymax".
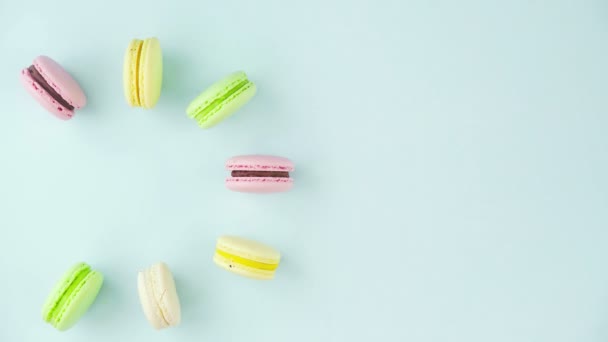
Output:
[
  {"xmin": 20, "ymin": 56, "xmax": 86, "ymax": 120},
  {"xmin": 226, "ymin": 155, "xmax": 294, "ymax": 193}
]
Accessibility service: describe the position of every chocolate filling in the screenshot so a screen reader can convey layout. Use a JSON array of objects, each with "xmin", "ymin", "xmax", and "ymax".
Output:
[
  {"xmin": 28, "ymin": 65, "xmax": 74, "ymax": 111},
  {"xmin": 231, "ymin": 170, "xmax": 290, "ymax": 178}
]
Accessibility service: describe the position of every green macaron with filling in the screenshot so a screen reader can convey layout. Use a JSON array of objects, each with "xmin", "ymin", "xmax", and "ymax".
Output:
[
  {"xmin": 186, "ymin": 71, "xmax": 257, "ymax": 128},
  {"xmin": 42, "ymin": 262, "xmax": 104, "ymax": 331}
]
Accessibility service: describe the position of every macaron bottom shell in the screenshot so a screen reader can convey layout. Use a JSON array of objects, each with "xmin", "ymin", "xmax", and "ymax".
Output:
[
  {"xmin": 225, "ymin": 177, "xmax": 294, "ymax": 193},
  {"xmin": 213, "ymin": 252, "xmax": 277, "ymax": 280}
]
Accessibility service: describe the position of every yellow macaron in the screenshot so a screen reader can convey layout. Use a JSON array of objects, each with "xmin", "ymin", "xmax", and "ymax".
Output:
[
  {"xmin": 213, "ymin": 236, "xmax": 281, "ymax": 280},
  {"xmin": 123, "ymin": 37, "xmax": 162, "ymax": 109}
]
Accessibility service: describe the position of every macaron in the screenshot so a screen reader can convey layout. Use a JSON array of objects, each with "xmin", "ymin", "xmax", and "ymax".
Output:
[
  {"xmin": 20, "ymin": 56, "xmax": 87, "ymax": 120},
  {"xmin": 123, "ymin": 37, "xmax": 163, "ymax": 109},
  {"xmin": 186, "ymin": 71, "xmax": 256, "ymax": 128},
  {"xmin": 214, "ymin": 236, "xmax": 281, "ymax": 280},
  {"xmin": 137, "ymin": 262, "xmax": 181, "ymax": 329},
  {"xmin": 226, "ymin": 155, "xmax": 294, "ymax": 193},
  {"xmin": 41, "ymin": 262, "xmax": 103, "ymax": 331}
]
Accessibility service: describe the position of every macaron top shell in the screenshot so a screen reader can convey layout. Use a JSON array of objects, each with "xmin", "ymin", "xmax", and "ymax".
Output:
[
  {"xmin": 139, "ymin": 38, "xmax": 162, "ymax": 109},
  {"xmin": 226, "ymin": 155, "xmax": 295, "ymax": 172},
  {"xmin": 33, "ymin": 56, "xmax": 87, "ymax": 109},
  {"xmin": 216, "ymin": 235, "xmax": 281, "ymax": 265}
]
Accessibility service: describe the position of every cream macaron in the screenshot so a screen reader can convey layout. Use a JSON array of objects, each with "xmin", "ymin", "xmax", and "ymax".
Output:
[
  {"xmin": 214, "ymin": 236, "xmax": 281, "ymax": 280},
  {"xmin": 137, "ymin": 262, "xmax": 181, "ymax": 329}
]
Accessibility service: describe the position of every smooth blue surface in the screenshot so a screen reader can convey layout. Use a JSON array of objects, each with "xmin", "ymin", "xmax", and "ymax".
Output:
[{"xmin": 1, "ymin": 0, "xmax": 607, "ymax": 341}]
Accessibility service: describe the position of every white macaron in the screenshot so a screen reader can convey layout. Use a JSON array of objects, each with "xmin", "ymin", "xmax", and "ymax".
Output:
[{"xmin": 137, "ymin": 262, "xmax": 181, "ymax": 329}]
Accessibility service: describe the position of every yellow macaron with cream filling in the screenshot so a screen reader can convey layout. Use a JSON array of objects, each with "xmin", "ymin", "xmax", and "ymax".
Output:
[
  {"xmin": 123, "ymin": 37, "xmax": 163, "ymax": 109},
  {"xmin": 214, "ymin": 236, "xmax": 281, "ymax": 280}
]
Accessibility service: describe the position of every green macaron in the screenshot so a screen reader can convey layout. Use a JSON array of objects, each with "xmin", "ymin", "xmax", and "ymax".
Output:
[
  {"xmin": 42, "ymin": 262, "xmax": 103, "ymax": 331},
  {"xmin": 186, "ymin": 71, "xmax": 257, "ymax": 128}
]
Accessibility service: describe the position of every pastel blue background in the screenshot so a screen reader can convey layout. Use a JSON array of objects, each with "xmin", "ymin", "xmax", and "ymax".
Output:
[{"xmin": 0, "ymin": 0, "xmax": 607, "ymax": 341}]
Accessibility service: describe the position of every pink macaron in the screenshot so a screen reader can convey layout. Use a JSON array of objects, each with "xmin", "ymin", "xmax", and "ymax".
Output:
[
  {"xmin": 226, "ymin": 155, "xmax": 294, "ymax": 193},
  {"xmin": 20, "ymin": 56, "xmax": 86, "ymax": 120}
]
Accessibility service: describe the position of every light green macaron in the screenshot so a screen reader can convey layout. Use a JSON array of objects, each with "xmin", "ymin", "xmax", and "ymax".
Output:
[
  {"xmin": 42, "ymin": 262, "xmax": 103, "ymax": 331},
  {"xmin": 186, "ymin": 71, "xmax": 257, "ymax": 128}
]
